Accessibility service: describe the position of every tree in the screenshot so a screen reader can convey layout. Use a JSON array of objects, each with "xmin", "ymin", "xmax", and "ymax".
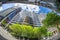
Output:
[
  {"xmin": 21, "ymin": 25, "xmax": 33, "ymax": 40},
  {"xmin": 33, "ymin": 27, "xmax": 40, "ymax": 38},
  {"xmin": 40, "ymin": 26, "xmax": 47, "ymax": 37},
  {"xmin": 9, "ymin": 23, "xmax": 23, "ymax": 40},
  {"xmin": 9, "ymin": 23, "xmax": 22, "ymax": 37},
  {"xmin": 42, "ymin": 12, "xmax": 60, "ymax": 31},
  {"xmin": 32, "ymin": 26, "xmax": 47, "ymax": 40},
  {"xmin": 9, "ymin": 24, "xmax": 48, "ymax": 40},
  {"xmin": 47, "ymin": 32, "xmax": 52, "ymax": 37},
  {"xmin": 9, "ymin": 23, "xmax": 33, "ymax": 40}
]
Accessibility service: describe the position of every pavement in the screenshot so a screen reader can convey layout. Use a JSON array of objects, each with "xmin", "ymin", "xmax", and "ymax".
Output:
[
  {"xmin": 51, "ymin": 33, "xmax": 60, "ymax": 40},
  {"xmin": 0, "ymin": 26, "xmax": 18, "ymax": 40},
  {"xmin": 0, "ymin": 35, "xmax": 7, "ymax": 40}
]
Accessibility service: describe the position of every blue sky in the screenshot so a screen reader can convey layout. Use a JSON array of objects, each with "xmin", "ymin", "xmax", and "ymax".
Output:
[
  {"xmin": 0, "ymin": 3, "xmax": 15, "ymax": 11},
  {"xmin": 0, "ymin": 3, "xmax": 52, "ymax": 14},
  {"xmin": 38, "ymin": 6, "xmax": 52, "ymax": 14}
]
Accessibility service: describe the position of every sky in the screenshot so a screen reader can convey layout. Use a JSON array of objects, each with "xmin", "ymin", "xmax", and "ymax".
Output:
[
  {"xmin": 0, "ymin": 3, "xmax": 15, "ymax": 11},
  {"xmin": 0, "ymin": 3, "xmax": 52, "ymax": 14}
]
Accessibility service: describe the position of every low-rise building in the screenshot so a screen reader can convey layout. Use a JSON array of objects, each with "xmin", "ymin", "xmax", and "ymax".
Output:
[{"xmin": 48, "ymin": 27, "xmax": 59, "ymax": 35}]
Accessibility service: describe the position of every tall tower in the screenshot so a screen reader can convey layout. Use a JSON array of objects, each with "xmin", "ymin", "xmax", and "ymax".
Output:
[
  {"xmin": 32, "ymin": 11, "xmax": 41, "ymax": 26},
  {"xmin": 11, "ymin": 10, "xmax": 41, "ymax": 26}
]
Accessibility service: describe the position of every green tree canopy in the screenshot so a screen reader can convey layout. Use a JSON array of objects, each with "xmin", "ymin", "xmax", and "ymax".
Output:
[
  {"xmin": 42, "ymin": 12, "xmax": 60, "ymax": 27},
  {"xmin": 9, "ymin": 23, "xmax": 48, "ymax": 40},
  {"xmin": 9, "ymin": 23, "xmax": 22, "ymax": 37},
  {"xmin": 33, "ymin": 26, "xmax": 47, "ymax": 39},
  {"xmin": 21, "ymin": 25, "xmax": 33, "ymax": 38},
  {"xmin": 9, "ymin": 24, "xmax": 33, "ymax": 38}
]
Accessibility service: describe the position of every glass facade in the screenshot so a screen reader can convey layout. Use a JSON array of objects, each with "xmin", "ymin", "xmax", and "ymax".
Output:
[
  {"xmin": 6, "ymin": 8, "xmax": 21, "ymax": 23},
  {"xmin": 0, "ymin": 3, "xmax": 53, "ymax": 26}
]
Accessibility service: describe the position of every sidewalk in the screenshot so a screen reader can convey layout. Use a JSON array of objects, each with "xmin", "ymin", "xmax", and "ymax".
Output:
[{"xmin": 0, "ymin": 27, "xmax": 18, "ymax": 40}]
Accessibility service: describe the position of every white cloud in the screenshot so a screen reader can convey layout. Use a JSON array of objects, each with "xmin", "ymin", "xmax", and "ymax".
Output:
[
  {"xmin": 14, "ymin": 3, "xmax": 39, "ymax": 13},
  {"xmin": 0, "ymin": 7, "xmax": 3, "ymax": 11},
  {"xmin": 15, "ymin": 3, "xmax": 18, "ymax": 6}
]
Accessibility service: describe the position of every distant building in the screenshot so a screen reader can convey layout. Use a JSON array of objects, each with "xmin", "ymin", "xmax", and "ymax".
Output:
[{"xmin": 48, "ymin": 27, "xmax": 59, "ymax": 35}]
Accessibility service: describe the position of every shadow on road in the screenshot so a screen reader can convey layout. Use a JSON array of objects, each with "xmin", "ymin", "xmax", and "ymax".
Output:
[
  {"xmin": 0, "ymin": 35, "xmax": 7, "ymax": 40},
  {"xmin": 57, "ymin": 38, "xmax": 60, "ymax": 40}
]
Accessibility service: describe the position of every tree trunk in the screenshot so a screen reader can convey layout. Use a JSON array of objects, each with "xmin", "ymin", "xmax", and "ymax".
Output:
[
  {"xmin": 19, "ymin": 36, "xmax": 21, "ymax": 40},
  {"xmin": 27, "ymin": 38, "xmax": 29, "ymax": 40},
  {"xmin": 25, "ymin": 37, "xmax": 28, "ymax": 40},
  {"xmin": 23, "ymin": 37, "xmax": 25, "ymax": 40},
  {"xmin": 38, "ymin": 38, "xmax": 41, "ymax": 40}
]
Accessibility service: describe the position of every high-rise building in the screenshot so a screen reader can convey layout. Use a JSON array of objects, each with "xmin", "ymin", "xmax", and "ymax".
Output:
[{"xmin": 11, "ymin": 10, "xmax": 42, "ymax": 26}]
